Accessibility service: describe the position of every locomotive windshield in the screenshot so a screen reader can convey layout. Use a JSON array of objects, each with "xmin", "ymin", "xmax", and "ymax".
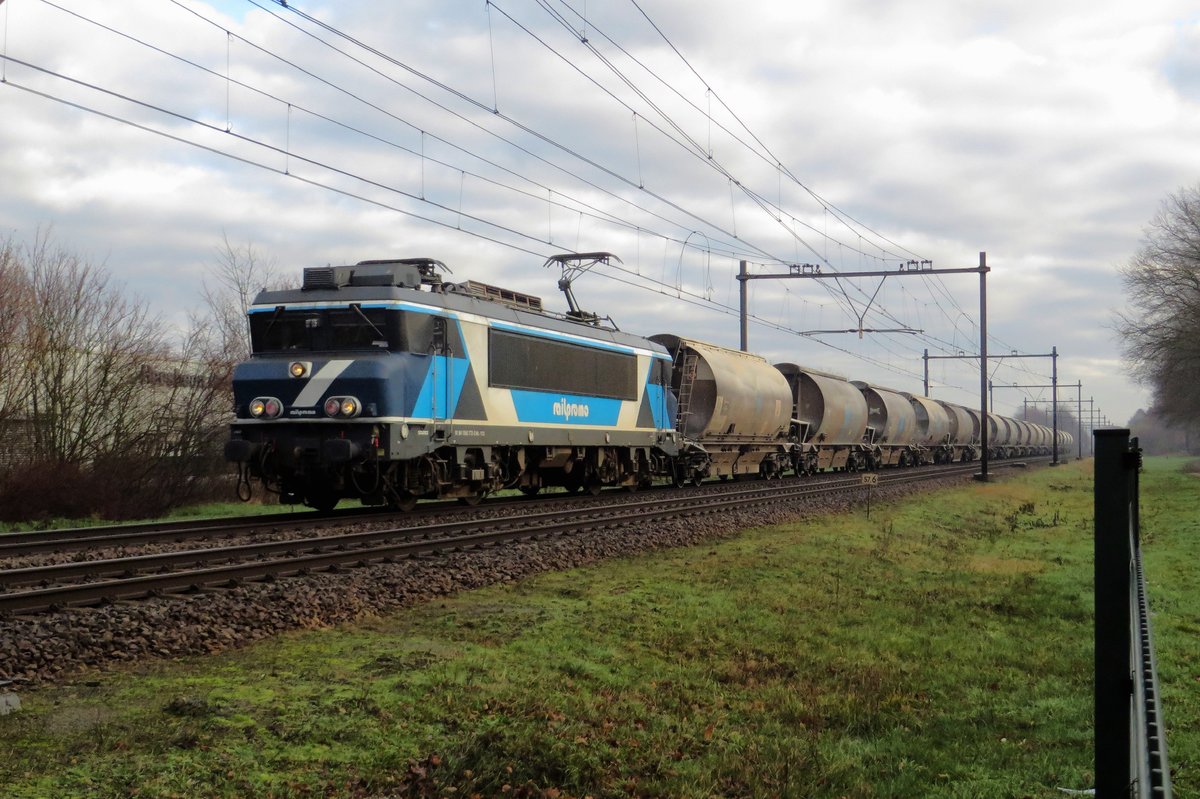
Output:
[{"xmin": 249, "ymin": 305, "xmax": 435, "ymax": 354}]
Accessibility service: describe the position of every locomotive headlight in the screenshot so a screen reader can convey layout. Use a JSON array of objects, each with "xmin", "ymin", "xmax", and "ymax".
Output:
[
  {"xmin": 289, "ymin": 361, "xmax": 311, "ymax": 378},
  {"xmin": 250, "ymin": 397, "xmax": 283, "ymax": 419},
  {"xmin": 324, "ymin": 397, "xmax": 342, "ymax": 417},
  {"xmin": 340, "ymin": 397, "xmax": 361, "ymax": 418}
]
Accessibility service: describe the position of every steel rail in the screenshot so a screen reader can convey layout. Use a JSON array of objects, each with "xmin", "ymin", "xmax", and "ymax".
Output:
[
  {"xmin": 0, "ymin": 491, "xmax": 612, "ymax": 557},
  {"xmin": 0, "ymin": 473, "xmax": 877, "ymax": 590},
  {"xmin": 0, "ymin": 456, "xmax": 1048, "ymax": 557},
  {"xmin": 0, "ymin": 458, "xmax": 1042, "ymax": 615},
  {"xmin": 0, "ymin": 505, "xmax": 391, "ymax": 555}
]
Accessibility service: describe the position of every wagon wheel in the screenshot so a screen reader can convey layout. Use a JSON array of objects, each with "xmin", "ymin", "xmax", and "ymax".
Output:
[{"xmin": 389, "ymin": 491, "xmax": 417, "ymax": 512}]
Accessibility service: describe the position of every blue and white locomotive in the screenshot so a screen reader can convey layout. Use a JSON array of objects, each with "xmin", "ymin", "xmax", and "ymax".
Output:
[{"xmin": 224, "ymin": 256, "xmax": 683, "ymax": 510}]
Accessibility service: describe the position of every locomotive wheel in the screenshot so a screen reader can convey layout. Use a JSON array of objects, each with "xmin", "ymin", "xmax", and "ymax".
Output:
[
  {"xmin": 458, "ymin": 491, "xmax": 484, "ymax": 506},
  {"xmin": 586, "ymin": 481, "xmax": 603, "ymax": 496},
  {"xmin": 519, "ymin": 485, "xmax": 541, "ymax": 497},
  {"xmin": 691, "ymin": 471, "xmax": 703, "ymax": 487}
]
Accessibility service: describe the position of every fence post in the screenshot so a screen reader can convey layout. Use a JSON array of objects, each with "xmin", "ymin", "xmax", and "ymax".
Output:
[{"xmin": 1094, "ymin": 428, "xmax": 1133, "ymax": 797}]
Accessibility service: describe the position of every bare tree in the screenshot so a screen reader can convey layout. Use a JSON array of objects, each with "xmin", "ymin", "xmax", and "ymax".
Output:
[
  {"xmin": 0, "ymin": 236, "xmax": 33, "ymax": 427},
  {"xmin": 0, "ymin": 230, "xmax": 288, "ymax": 519},
  {"xmin": 201, "ymin": 233, "xmax": 284, "ymax": 363},
  {"xmin": 1128, "ymin": 407, "xmax": 1197, "ymax": 455},
  {"xmin": 20, "ymin": 230, "xmax": 168, "ymax": 464},
  {"xmin": 1117, "ymin": 185, "xmax": 1200, "ymax": 426}
]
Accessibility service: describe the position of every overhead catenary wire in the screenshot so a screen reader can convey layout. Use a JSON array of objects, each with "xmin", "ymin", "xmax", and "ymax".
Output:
[
  {"xmin": 2, "ymin": 0, "xmax": 1056, "ymax": 401},
  {"xmin": 250, "ymin": 0, "xmax": 989, "ymax": 361},
  {"xmin": 254, "ymin": 0, "xmax": 790, "ymax": 269},
  {"xmin": 513, "ymin": 1, "xmax": 978, "ymax": 355},
  {"xmin": 1, "ymin": 57, "xmax": 923, "ymax": 382},
  {"xmin": 573, "ymin": 0, "xmax": 1053, "ymax": 376},
  {"xmin": 36, "ymin": 0, "xmax": 775, "ymax": 272}
]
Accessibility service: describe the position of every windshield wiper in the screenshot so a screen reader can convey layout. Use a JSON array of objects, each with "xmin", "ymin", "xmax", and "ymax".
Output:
[
  {"xmin": 262, "ymin": 305, "xmax": 285, "ymax": 334},
  {"xmin": 350, "ymin": 303, "xmax": 388, "ymax": 346}
]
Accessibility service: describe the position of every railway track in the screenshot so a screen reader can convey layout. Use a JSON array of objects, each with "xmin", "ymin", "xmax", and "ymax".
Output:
[
  {"xmin": 0, "ymin": 463, "xmax": 898, "ymax": 557},
  {"xmin": 0, "ymin": 459, "xmax": 1041, "ymax": 616}
]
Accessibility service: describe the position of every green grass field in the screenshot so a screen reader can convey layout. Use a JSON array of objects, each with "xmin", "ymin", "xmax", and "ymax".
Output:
[{"xmin": 1, "ymin": 458, "xmax": 1196, "ymax": 798}]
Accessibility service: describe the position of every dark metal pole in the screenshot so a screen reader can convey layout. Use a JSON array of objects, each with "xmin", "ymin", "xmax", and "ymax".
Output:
[
  {"xmin": 978, "ymin": 252, "xmax": 989, "ymax": 481},
  {"xmin": 738, "ymin": 260, "xmax": 748, "ymax": 352},
  {"xmin": 1052, "ymin": 346, "xmax": 1059, "ymax": 465},
  {"xmin": 1093, "ymin": 428, "xmax": 1133, "ymax": 797},
  {"xmin": 923, "ymin": 348, "xmax": 929, "ymax": 397},
  {"xmin": 988, "ymin": 379, "xmax": 994, "ymax": 414}
]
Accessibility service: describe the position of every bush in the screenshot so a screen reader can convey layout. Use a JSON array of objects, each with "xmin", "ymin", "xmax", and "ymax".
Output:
[{"xmin": 0, "ymin": 454, "xmax": 231, "ymax": 523}]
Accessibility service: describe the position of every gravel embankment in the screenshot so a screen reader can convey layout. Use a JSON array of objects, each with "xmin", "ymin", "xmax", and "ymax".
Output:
[{"xmin": 0, "ymin": 473, "xmax": 973, "ymax": 687}]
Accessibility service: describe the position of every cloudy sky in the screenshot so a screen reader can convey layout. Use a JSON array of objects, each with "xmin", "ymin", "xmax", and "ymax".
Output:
[{"xmin": 4, "ymin": 0, "xmax": 1199, "ymax": 432}]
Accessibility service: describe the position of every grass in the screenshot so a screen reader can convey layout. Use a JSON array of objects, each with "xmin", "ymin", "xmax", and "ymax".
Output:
[{"xmin": 1, "ymin": 458, "xmax": 1197, "ymax": 797}]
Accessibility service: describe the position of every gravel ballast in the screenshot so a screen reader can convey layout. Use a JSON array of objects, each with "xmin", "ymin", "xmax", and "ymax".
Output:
[{"xmin": 0, "ymin": 472, "xmax": 977, "ymax": 687}]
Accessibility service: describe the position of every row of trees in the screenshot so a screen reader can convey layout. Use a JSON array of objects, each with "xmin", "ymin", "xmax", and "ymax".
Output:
[
  {"xmin": 0, "ymin": 230, "xmax": 281, "ymax": 521},
  {"xmin": 1118, "ymin": 184, "xmax": 1200, "ymax": 450}
]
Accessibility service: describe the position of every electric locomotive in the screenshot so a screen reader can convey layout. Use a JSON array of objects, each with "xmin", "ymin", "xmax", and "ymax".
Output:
[{"xmin": 225, "ymin": 256, "xmax": 681, "ymax": 510}]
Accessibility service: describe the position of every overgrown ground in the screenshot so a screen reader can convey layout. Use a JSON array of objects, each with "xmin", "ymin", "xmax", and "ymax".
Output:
[{"xmin": 1, "ymin": 458, "xmax": 1196, "ymax": 798}]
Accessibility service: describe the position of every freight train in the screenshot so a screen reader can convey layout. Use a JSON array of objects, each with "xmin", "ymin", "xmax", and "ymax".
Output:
[{"xmin": 224, "ymin": 254, "xmax": 1071, "ymax": 510}]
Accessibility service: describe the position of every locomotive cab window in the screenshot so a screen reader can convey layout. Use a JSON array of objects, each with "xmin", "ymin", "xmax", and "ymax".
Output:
[
  {"xmin": 249, "ymin": 306, "xmax": 434, "ymax": 354},
  {"xmin": 489, "ymin": 329, "xmax": 636, "ymax": 400}
]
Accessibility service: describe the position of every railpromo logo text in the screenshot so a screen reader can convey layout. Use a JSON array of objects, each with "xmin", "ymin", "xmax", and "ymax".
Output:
[{"xmin": 552, "ymin": 397, "xmax": 591, "ymax": 421}]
